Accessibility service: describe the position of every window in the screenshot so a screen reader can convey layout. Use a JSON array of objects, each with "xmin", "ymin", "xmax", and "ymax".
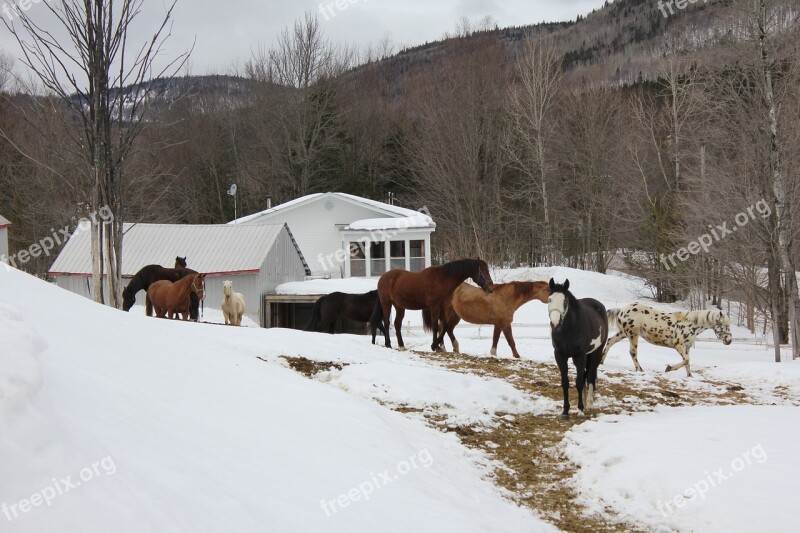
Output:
[
  {"xmin": 410, "ymin": 240, "xmax": 425, "ymax": 272},
  {"xmin": 390, "ymin": 241, "xmax": 405, "ymax": 270},
  {"xmin": 370, "ymin": 241, "xmax": 386, "ymax": 276},
  {"xmin": 350, "ymin": 242, "xmax": 366, "ymax": 277}
]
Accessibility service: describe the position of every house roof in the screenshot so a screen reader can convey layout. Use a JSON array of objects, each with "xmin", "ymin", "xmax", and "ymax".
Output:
[
  {"xmin": 49, "ymin": 223, "xmax": 305, "ymax": 277},
  {"xmin": 229, "ymin": 192, "xmax": 435, "ymax": 227},
  {"xmin": 0, "ymin": 214, "xmax": 10, "ymax": 229}
]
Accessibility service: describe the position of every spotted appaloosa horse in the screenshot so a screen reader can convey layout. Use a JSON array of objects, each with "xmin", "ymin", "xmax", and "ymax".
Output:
[
  {"xmin": 548, "ymin": 279, "xmax": 608, "ymax": 419},
  {"xmin": 601, "ymin": 303, "xmax": 732, "ymax": 377}
]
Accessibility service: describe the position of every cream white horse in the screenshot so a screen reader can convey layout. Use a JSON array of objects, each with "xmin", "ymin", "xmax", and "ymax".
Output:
[
  {"xmin": 602, "ymin": 303, "xmax": 732, "ymax": 377},
  {"xmin": 222, "ymin": 280, "xmax": 246, "ymax": 326}
]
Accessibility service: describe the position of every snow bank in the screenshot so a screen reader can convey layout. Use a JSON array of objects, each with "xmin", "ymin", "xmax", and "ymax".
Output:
[
  {"xmin": 564, "ymin": 406, "xmax": 799, "ymax": 533},
  {"xmin": 276, "ymin": 277, "xmax": 378, "ymax": 295}
]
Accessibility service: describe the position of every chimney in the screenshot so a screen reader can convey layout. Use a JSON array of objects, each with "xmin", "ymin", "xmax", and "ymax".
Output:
[{"xmin": 266, "ymin": 195, "xmax": 272, "ymax": 209}]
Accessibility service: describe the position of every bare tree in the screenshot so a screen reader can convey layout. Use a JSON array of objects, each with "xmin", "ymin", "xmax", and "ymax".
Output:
[
  {"xmin": 2, "ymin": 1, "xmax": 188, "ymax": 307},
  {"xmin": 504, "ymin": 38, "xmax": 563, "ymax": 262}
]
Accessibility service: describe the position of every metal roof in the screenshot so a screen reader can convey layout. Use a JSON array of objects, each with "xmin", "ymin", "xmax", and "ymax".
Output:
[
  {"xmin": 229, "ymin": 192, "xmax": 430, "ymax": 224},
  {"xmin": 49, "ymin": 223, "xmax": 298, "ymax": 277}
]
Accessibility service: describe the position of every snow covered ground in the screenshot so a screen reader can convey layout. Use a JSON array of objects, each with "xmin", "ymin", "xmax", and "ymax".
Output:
[{"xmin": 1, "ymin": 264, "xmax": 797, "ymax": 532}]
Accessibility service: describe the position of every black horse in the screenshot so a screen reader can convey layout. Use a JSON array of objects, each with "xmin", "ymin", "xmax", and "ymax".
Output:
[
  {"xmin": 122, "ymin": 265, "xmax": 200, "ymax": 320},
  {"xmin": 548, "ymin": 278, "xmax": 608, "ymax": 419},
  {"xmin": 306, "ymin": 290, "xmax": 386, "ymax": 336}
]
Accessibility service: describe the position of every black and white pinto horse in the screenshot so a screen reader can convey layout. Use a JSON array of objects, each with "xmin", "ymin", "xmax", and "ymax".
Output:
[
  {"xmin": 548, "ymin": 279, "xmax": 609, "ymax": 419},
  {"xmin": 601, "ymin": 303, "xmax": 732, "ymax": 377}
]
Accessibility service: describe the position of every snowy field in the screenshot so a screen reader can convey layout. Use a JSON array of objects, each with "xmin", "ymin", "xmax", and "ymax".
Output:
[{"xmin": 1, "ymin": 264, "xmax": 798, "ymax": 532}]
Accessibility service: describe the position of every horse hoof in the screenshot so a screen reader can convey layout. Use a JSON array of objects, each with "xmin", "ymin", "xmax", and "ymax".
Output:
[
  {"xmin": 560, "ymin": 413, "xmax": 569, "ymax": 420},
  {"xmin": 513, "ymin": 354, "xmax": 521, "ymax": 359},
  {"xmin": 665, "ymin": 365, "xmax": 672, "ymax": 372}
]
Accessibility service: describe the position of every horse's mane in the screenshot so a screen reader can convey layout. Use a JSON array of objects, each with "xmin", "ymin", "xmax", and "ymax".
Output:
[
  {"xmin": 684, "ymin": 309, "xmax": 727, "ymax": 327},
  {"xmin": 440, "ymin": 259, "xmax": 483, "ymax": 278},
  {"xmin": 513, "ymin": 281, "xmax": 548, "ymax": 300}
]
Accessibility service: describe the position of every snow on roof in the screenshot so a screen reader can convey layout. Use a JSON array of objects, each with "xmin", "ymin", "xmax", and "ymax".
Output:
[
  {"xmin": 49, "ymin": 223, "xmax": 301, "ymax": 277},
  {"xmin": 276, "ymin": 277, "xmax": 378, "ymax": 295},
  {"xmin": 0, "ymin": 214, "xmax": 10, "ymax": 228},
  {"xmin": 229, "ymin": 192, "xmax": 431, "ymax": 225},
  {"xmin": 344, "ymin": 214, "xmax": 434, "ymax": 231}
]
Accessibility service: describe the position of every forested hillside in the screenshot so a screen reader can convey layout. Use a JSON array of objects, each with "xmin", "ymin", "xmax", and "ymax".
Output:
[{"xmin": 1, "ymin": 0, "xmax": 798, "ymax": 338}]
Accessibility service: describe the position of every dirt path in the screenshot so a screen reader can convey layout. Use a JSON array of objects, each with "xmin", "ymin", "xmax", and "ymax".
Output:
[{"xmin": 279, "ymin": 352, "xmax": 770, "ymax": 532}]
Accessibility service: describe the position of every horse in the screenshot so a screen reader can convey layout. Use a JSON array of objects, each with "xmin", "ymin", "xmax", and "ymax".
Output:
[
  {"xmin": 370, "ymin": 258, "xmax": 494, "ymax": 352},
  {"xmin": 175, "ymin": 256, "xmax": 187, "ymax": 268},
  {"xmin": 548, "ymin": 278, "xmax": 608, "ymax": 419},
  {"xmin": 423, "ymin": 281, "xmax": 550, "ymax": 357},
  {"xmin": 122, "ymin": 264, "xmax": 200, "ymax": 320},
  {"xmin": 306, "ymin": 290, "xmax": 386, "ymax": 336},
  {"xmin": 146, "ymin": 273, "xmax": 206, "ymax": 320},
  {"xmin": 601, "ymin": 303, "xmax": 732, "ymax": 377},
  {"xmin": 222, "ymin": 280, "xmax": 246, "ymax": 326}
]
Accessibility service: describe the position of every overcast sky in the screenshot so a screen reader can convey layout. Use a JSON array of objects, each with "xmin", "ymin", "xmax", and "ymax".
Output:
[{"xmin": 1, "ymin": 0, "xmax": 606, "ymax": 79}]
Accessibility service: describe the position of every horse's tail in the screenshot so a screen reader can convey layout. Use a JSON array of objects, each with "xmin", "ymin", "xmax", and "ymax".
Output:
[
  {"xmin": 145, "ymin": 294, "xmax": 153, "ymax": 317},
  {"xmin": 422, "ymin": 309, "xmax": 433, "ymax": 333},
  {"xmin": 606, "ymin": 308, "xmax": 620, "ymax": 330},
  {"xmin": 306, "ymin": 296, "xmax": 325, "ymax": 331},
  {"xmin": 369, "ymin": 297, "xmax": 384, "ymax": 343}
]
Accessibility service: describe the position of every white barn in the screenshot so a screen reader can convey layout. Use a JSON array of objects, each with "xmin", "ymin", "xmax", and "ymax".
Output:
[
  {"xmin": 49, "ymin": 223, "xmax": 308, "ymax": 325},
  {"xmin": 231, "ymin": 192, "xmax": 436, "ymax": 279},
  {"xmin": 0, "ymin": 214, "xmax": 10, "ymax": 261}
]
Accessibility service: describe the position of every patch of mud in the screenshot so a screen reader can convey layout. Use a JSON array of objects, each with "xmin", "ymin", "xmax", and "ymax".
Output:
[{"xmin": 280, "ymin": 356, "xmax": 346, "ymax": 377}]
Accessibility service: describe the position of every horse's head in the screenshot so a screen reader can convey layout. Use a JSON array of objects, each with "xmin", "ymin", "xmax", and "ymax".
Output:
[
  {"xmin": 121, "ymin": 286, "xmax": 135, "ymax": 312},
  {"xmin": 548, "ymin": 278, "xmax": 570, "ymax": 329},
  {"xmin": 713, "ymin": 311, "xmax": 733, "ymax": 345},
  {"xmin": 223, "ymin": 280, "xmax": 233, "ymax": 297},
  {"xmin": 471, "ymin": 259, "xmax": 495, "ymax": 293},
  {"xmin": 192, "ymin": 274, "xmax": 206, "ymax": 300},
  {"xmin": 175, "ymin": 256, "xmax": 187, "ymax": 268}
]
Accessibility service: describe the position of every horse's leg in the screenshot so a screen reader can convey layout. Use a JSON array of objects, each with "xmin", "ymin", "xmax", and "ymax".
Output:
[
  {"xmin": 666, "ymin": 344, "xmax": 692, "ymax": 377},
  {"xmin": 394, "ymin": 307, "xmax": 406, "ymax": 350},
  {"xmin": 382, "ymin": 300, "xmax": 393, "ymax": 348},
  {"xmin": 501, "ymin": 323, "xmax": 520, "ymax": 358},
  {"xmin": 488, "ymin": 325, "xmax": 500, "ymax": 356},
  {"xmin": 445, "ymin": 319, "xmax": 459, "ymax": 354},
  {"xmin": 585, "ymin": 353, "xmax": 600, "ymax": 410},
  {"xmin": 628, "ymin": 334, "xmax": 644, "ymax": 372},
  {"xmin": 601, "ymin": 330, "xmax": 627, "ymax": 364},
  {"xmin": 430, "ymin": 308, "xmax": 446, "ymax": 352},
  {"xmin": 575, "ymin": 355, "xmax": 587, "ymax": 415},
  {"xmin": 556, "ymin": 353, "xmax": 570, "ymax": 419}
]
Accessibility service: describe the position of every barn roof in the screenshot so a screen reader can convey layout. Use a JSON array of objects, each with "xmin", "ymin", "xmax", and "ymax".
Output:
[
  {"xmin": 49, "ymin": 223, "xmax": 306, "ymax": 277},
  {"xmin": 0, "ymin": 214, "xmax": 10, "ymax": 228},
  {"xmin": 229, "ymin": 192, "xmax": 434, "ymax": 226}
]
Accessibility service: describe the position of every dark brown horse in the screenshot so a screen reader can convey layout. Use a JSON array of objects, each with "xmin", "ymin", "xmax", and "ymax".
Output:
[
  {"xmin": 370, "ymin": 259, "xmax": 494, "ymax": 352},
  {"xmin": 175, "ymin": 256, "xmax": 187, "ymax": 268},
  {"xmin": 424, "ymin": 281, "xmax": 550, "ymax": 358},
  {"xmin": 122, "ymin": 264, "xmax": 200, "ymax": 320},
  {"xmin": 146, "ymin": 273, "xmax": 206, "ymax": 320},
  {"xmin": 306, "ymin": 290, "xmax": 386, "ymax": 335}
]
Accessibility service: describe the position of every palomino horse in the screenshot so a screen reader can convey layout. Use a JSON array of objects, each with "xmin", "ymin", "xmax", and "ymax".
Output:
[
  {"xmin": 146, "ymin": 273, "xmax": 206, "ymax": 320},
  {"xmin": 122, "ymin": 264, "xmax": 200, "ymax": 320},
  {"xmin": 548, "ymin": 279, "xmax": 608, "ymax": 419},
  {"xmin": 222, "ymin": 280, "xmax": 246, "ymax": 326},
  {"xmin": 424, "ymin": 281, "xmax": 550, "ymax": 358},
  {"xmin": 370, "ymin": 259, "xmax": 494, "ymax": 352},
  {"xmin": 306, "ymin": 290, "xmax": 386, "ymax": 336},
  {"xmin": 602, "ymin": 303, "xmax": 732, "ymax": 377}
]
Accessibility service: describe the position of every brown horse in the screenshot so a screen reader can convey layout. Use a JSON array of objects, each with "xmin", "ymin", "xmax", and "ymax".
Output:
[
  {"xmin": 175, "ymin": 256, "xmax": 187, "ymax": 268},
  {"xmin": 424, "ymin": 281, "xmax": 550, "ymax": 358},
  {"xmin": 370, "ymin": 259, "xmax": 494, "ymax": 352},
  {"xmin": 146, "ymin": 273, "xmax": 206, "ymax": 320}
]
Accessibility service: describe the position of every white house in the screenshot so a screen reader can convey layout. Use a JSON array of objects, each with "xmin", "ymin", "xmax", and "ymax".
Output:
[
  {"xmin": 0, "ymin": 214, "xmax": 9, "ymax": 261},
  {"xmin": 49, "ymin": 223, "xmax": 308, "ymax": 325},
  {"xmin": 231, "ymin": 192, "xmax": 435, "ymax": 279}
]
